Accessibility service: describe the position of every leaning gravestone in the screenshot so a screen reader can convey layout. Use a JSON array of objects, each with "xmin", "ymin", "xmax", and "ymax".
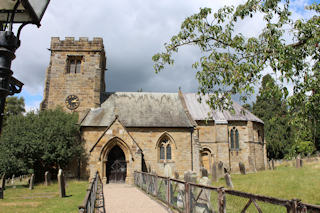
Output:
[
  {"xmin": 45, "ymin": 171, "xmax": 51, "ymax": 186},
  {"xmin": 224, "ymin": 173, "xmax": 234, "ymax": 189},
  {"xmin": 195, "ymin": 176, "xmax": 212, "ymax": 213},
  {"xmin": 239, "ymin": 162, "xmax": 246, "ymax": 175},
  {"xmin": 1, "ymin": 173, "xmax": 5, "ymax": 190},
  {"xmin": 211, "ymin": 161, "xmax": 218, "ymax": 182},
  {"xmin": 58, "ymin": 169, "xmax": 66, "ymax": 197},
  {"xmin": 29, "ymin": 174, "xmax": 35, "ymax": 190}
]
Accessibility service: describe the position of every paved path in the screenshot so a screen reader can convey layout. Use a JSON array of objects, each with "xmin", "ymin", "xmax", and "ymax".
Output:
[{"xmin": 103, "ymin": 183, "xmax": 168, "ymax": 213}]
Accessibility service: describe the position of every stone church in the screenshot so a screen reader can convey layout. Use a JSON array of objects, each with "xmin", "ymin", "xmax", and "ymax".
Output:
[{"xmin": 40, "ymin": 37, "xmax": 267, "ymax": 183}]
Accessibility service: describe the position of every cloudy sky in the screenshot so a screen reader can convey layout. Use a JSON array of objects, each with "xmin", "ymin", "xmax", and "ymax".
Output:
[{"xmin": 9, "ymin": 0, "xmax": 317, "ymax": 111}]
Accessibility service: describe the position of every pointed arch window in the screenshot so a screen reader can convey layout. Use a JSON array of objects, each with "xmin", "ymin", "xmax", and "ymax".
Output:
[
  {"xmin": 230, "ymin": 127, "xmax": 240, "ymax": 150},
  {"xmin": 158, "ymin": 137, "xmax": 173, "ymax": 162}
]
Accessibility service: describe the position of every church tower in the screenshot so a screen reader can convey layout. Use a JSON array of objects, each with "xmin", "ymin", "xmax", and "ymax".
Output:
[{"xmin": 40, "ymin": 37, "xmax": 106, "ymax": 115}]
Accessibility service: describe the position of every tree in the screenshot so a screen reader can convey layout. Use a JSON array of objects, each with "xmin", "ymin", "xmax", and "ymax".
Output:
[
  {"xmin": 4, "ymin": 96, "xmax": 25, "ymax": 116},
  {"xmin": 3, "ymin": 96, "xmax": 25, "ymax": 123},
  {"xmin": 153, "ymin": 1, "xmax": 320, "ymax": 112},
  {"xmin": 0, "ymin": 108, "xmax": 82, "ymax": 178},
  {"xmin": 252, "ymin": 74, "xmax": 292, "ymax": 159}
]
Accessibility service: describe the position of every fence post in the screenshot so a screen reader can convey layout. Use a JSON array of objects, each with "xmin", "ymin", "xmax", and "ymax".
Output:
[
  {"xmin": 218, "ymin": 187, "xmax": 226, "ymax": 213},
  {"xmin": 185, "ymin": 182, "xmax": 190, "ymax": 213}
]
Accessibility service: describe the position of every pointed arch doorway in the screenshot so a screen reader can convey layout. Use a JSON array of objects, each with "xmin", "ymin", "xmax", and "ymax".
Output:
[{"xmin": 106, "ymin": 145, "xmax": 127, "ymax": 183}]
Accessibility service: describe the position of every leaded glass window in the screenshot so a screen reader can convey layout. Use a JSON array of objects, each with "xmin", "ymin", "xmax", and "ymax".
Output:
[
  {"xmin": 230, "ymin": 127, "xmax": 240, "ymax": 150},
  {"xmin": 160, "ymin": 145, "xmax": 165, "ymax": 160},
  {"xmin": 235, "ymin": 129, "xmax": 239, "ymax": 149},
  {"xmin": 230, "ymin": 129, "xmax": 234, "ymax": 149},
  {"xmin": 158, "ymin": 137, "xmax": 173, "ymax": 161},
  {"xmin": 166, "ymin": 144, "xmax": 171, "ymax": 160}
]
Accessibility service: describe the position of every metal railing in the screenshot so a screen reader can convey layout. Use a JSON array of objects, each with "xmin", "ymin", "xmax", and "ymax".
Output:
[
  {"xmin": 78, "ymin": 171, "xmax": 105, "ymax": 213},
  {"xmin": 134, "ymin": 171, "xmax": 320, "ymax": 213}
]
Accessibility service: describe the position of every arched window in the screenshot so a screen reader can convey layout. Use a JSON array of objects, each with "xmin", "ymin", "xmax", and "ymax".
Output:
[
  {"xmin": 158, "ymin": 137, "xmax": 173, "ymax": 162},
  {"xmin": 230, "ymin": 127, "xmax": 240, "ymax": 150},
  {"xmin": 160, "ymin": 145, "xmax": 165, "ymax": 160},
  {"xmin": 166, "ymin": 144, "xmax": 171, "ymax": 160},
  {"xmin": 230, "ymin": 129, "xmax": 235, "ymax": 149},
  {"xmin": 235, "ymin": 129, "xmax": 239, "ymax": 149}
]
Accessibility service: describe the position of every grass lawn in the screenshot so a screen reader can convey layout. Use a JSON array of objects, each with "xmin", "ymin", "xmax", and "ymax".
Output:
[
  {"xmin": 212, "ymin": 161, "xmax": 320, "ymax": 206},
  {"xmin": 0, "ymin": 179, "xmax": 88, "ymax": 213}
]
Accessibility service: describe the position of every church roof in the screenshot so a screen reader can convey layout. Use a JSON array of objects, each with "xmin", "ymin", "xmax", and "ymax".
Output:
[
  {"xmin": 182, "ymin": 93, "xmax": 263, "ymax": 124},
  {"xmin": 81, "ymin": 92, "xmax": 194, "ymax": 127}
]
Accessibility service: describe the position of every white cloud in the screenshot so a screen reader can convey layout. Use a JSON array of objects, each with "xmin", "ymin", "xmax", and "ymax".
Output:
[{"xmin": 6, "ymin": 0, "xmax": 313, "ymax": 110}]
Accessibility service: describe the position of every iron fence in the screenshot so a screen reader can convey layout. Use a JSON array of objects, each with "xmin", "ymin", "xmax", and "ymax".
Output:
[
  {"xmin": 134, "ymin": 171, "xmax": 320, "ymax": 213},
  {"xmin": 78, "ymin": 171, "xmax": 105, "ymax": 213}
]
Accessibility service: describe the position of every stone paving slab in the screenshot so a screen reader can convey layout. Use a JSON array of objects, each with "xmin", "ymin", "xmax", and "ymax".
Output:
[{"xmin": 103, "ymin": 183, "xmax": 168, "ymax": 213}]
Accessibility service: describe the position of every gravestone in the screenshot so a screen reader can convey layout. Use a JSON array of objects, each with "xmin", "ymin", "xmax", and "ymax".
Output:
[
  {"xmin": 19, "ymin": 175, "xmax": 22, "ymax": 182},
  {"xmin": 164, "ymin": 164, "xmax": 173, "ymax": 178},
  {"xmin": 217, "ymin": 161, "xmax": 225, "ymax": 180},
  {"xmin": 177, "ymin": 183, "xmax": 185, "ymax": 209},
  {"xmin": 267, "ymin": 160, "xmax": 271, "ymax": 170},
  {"xmin": 58, "ymin": 169, "xmax": 66, "ymax": 197},
  {"xmin": 184, "ymin": 171, "xmax": 191, "ymax": 182},
  {"xmin": 211, "ymin": 161, "xmax": 218, "ymax": 182},
  {"xmin": 239, "ymin": 162, "xmax": 246, "ymax": 175},
  {"xmin": 224, "ymin": 173, "xmax": 234, "ymax": 189},
  {"xmin": 296, "ymin": 156, "xmax": 301, "ymax": 168},
  {"xmin": 300, "ymin": 159, "xmax": 303, "ymax": 168},
  {"xmin": 174, "ymin": 171, "xmax": 179, "ymax": 179},
  {"xmin": 45, "ymin": 171, "xmax": 51, "ymax": 186},
  {"xmin": 0, "ymin": 187, "xmax": 3, "ymax": 199},
  {"xmin": 201, "ymin": 168, "xmax": 208, "ymax": 178},
  {"xmin": 1, "ymin": 173, "xmax": 5, "ymax": 190},
  {"xmin": 195, "ymin": 176, "xmax": 212, "ymax": 213},
  {"xmin": 190, "ymin": 172, "xmax": 197, "ymax": 183},
  {"xmin": 271, "ymin": 159, "xmax": 275, "ymax": 170},
  {"xmin": 11, "ymin": 175, "xmax": 15, "ymax": 185},
  {"xmin": 29, "ymin": 174, "xmax": 34, "ymax": 190},
  {"xmin": 248, "ymin": 156, "xmax": 257, "ymax": 173}
]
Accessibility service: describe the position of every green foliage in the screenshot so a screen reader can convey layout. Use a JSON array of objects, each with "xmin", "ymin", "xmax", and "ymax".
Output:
[
  {"xmin": 153, "ymin": 1, "xmax": 320, "ymax": 112},
  {"xmin": 3, "ymin": 96, "xmax": 25, "ymax": 123},
  {"xmin": 0, "ymin": 108, "xmax": 82, "ymax": 177},
  {"xmin": 252, "ymin": 74, "xmax": 292, "ymax": 159}
]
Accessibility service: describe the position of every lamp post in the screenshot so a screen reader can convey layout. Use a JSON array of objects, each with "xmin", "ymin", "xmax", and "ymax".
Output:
[{"xmin": 0, "ymin": 0, "xmax": 50, "ymax": 133}]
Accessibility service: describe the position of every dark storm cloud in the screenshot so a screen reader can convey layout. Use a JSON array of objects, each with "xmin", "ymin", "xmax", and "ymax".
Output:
[{"xmin": 11, "ymin": 0, "xmax": 290, "ymax": 109}]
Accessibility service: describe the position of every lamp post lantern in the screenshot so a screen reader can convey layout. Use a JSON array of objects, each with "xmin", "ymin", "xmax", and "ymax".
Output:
[{"xmin": 0, "ymin": 0, "xmax": 50, "ymax": 133}]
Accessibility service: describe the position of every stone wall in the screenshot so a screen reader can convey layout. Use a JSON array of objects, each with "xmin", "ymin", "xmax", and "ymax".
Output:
[
  {"xmin": 40, "ymin": 37, "xmax": 106, "ymax": 118},
  {"xmin": 81, "ymin": 122, "xmax": 194, "ymax": 183},
  {"xmin": 198, "ymin": 120, "xmax": 266, "ymax": 174}
]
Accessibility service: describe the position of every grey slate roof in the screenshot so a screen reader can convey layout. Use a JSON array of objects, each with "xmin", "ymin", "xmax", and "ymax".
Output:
[
  {"xmin": 81, "ymin": 92, "xmax": 194, "ymax": 127},
  {"xmin": 183, "ymin": 93, "xmax": 263, "ymax": 124}
]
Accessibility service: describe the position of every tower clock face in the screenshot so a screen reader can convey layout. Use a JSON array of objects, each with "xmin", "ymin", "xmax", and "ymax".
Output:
[{"xmin": 65, "ymin": 95, "xmax": 80, "ymax": 110}]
